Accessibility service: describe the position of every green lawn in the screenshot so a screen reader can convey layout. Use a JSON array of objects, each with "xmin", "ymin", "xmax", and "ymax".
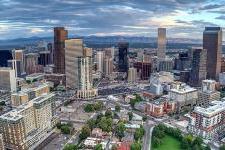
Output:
[{"xmin": 152, "ymin": 135, "xmax": 181, "ymax": 150}]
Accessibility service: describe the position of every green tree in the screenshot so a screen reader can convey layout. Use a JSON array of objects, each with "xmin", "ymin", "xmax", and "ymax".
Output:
[
  {"xmin": 98, "ymin": 117, "xmax": 113, "ymax": 132},
  {"xmin": 115, "ymin": 105, "xmax": 121, "ymax": 112},
  {"xmin": 87, "ymin": 119, "xmax": 96, "ymax": 130},
  {"xmin": 94, "ymin": 144, "xmax": 103, "ymax": 150},
  {"xmin": 220, "ymin": 145, "xmax": 225, "ymax": 150},
  {"xmin": 134, "ymin": 126, "xmax": 145, "ymax": 141},
  {"xmin": 105, "ymin": 109, "xmax": 113, "ymax": 118},
  {"xmin": 63, "ymin": 144, "xmax": 78, "ymax": 150},
  {"xmin": 193, "ymin": 136, "xmax": 203, "ymax": 146},
  {"xmin": 79, "ymin": 125, "xmax": 91, "ymax": 141},
  {"xmin": 115, "ymin": 122, "xmax": 126, "ymax": 140},
  {"xmin": 205, "ymin": 145, "xmax": 211, "ymax": 150},
  {"xmin": 142, "ymin": 116, "xmax": 147, "ymax": 121},
  {"xmin": 84, "ymin": 104, "xmax": 95, "ymax": 112},
  {"xmin": 152, "ymin": 137, "xmax": 161, "ymax": 148},
  {"xmin": 130, "ymin": 142, "xmax": 141, "ymax": 150},
  {"xmin": 181, "ymin": 138, "xmax": 189, "ymax": 149},
  {"xmin": 94, "ymin": 102, "xmax": 103, "ymax": 111},
  {"xmin": 61, "ymin": 125, "xmax": 71, "ymax": 134},
  {"xmin": 128, "ymin": 112, "xmax": 133, "ymax": 121}
]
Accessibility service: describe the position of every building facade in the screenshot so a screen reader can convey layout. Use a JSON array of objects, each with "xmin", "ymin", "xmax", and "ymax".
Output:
[
  {"xmin": 203, "ymin": 27, "xmax": 222, "ymax": 80},
  {"xmin": 118, "ymin": 42, "xmax": 129, "ymax": 73},
  {"xmin": 0, "ymin": 67, "xmax": 16, "ymax": 92},
  {"xmin": 157, "ymin": 28, "xmax": 166, "ymax": 59},
  {"xmin": 53, "ymin": 27, "xmax": 68, "ymax": 74}
]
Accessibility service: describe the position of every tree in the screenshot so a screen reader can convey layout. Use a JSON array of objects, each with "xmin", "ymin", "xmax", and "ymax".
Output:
[
  {"xmin": 111, "ymin": 144, "xmax": 118, "ymax": 150},
  {"xmin": 79, "ymin": 125, "xmax": 91, "ymax": 141},
  {"xmin": 115, "ymin": 105, "xmax": 121, "ymax": 112},
  {"xmin": 205, "ymin": 145, "xmax": 211, "ymax": 150},
  {"xmin": 193, "ymin": 136, "xmax": 203, "ymax": 146},
  {"xmin": 61, "ymin": 125, "xmax": 71, "ymax": 134},
  {"xmin": 98, "ymin": 117, "xmax": 113, "ymax": 132},
  {"xmin": 130, "ymin": 142, "xmax": 141, "ymax": 150},
  {"xmin": 142, "ymin": 116, "xmax": 147, "ymax": 121},
  {"xmin": 84, "ymin": 104, "xmax": 95, "ymax": 112},
  {"xmin": 128, "ymin": 112, "xmax": 133, "ymax": 121},
  {"xmin": 134, "ymin": 126, "xmax": 145, "ymax": 141},
  {"xmin": 87, "ymin": 119, "xmax": 96, "ymax": 130},
  {"xmin": 105, "ymin": 109, "xmax": 113, "ymax": 118},
  {"xmin": 63, "ymin": 144, "xmax": 78, "ymax": 150},
  {"xmin": 152, "ymin": 137, "xmax": 161, "ymax": 148},
  {"xmin": 181, "ymin": 138, "xmax": 189, "ymax": 149},
  {"xmin": 115, "ymin": 122, "xmax": 126, "ymax": 140},
  {"xmin": 94, "ymin": 102, "xmax": 103, "ymax": 111},
  {"xmin": 220, "ymin": 145, "xmax": 225, "ymax": 150},
  {"xmin": 94, "ymin": 144, "xmax": 103, "ymax": 150}
]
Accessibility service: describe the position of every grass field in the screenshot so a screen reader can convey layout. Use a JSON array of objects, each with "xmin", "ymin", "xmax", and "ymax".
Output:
[{"xmin": 152, "ymin": 134, "xmax": 181, "ymax": 150}]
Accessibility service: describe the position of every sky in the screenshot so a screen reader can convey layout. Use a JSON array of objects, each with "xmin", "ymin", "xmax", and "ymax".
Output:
[{"xmin": 0, "ymin": 0, "xmax": 225, "ymax": 40}]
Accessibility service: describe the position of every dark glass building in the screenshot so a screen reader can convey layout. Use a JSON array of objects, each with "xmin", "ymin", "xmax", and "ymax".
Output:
[
  {"xmin": 189, "ymin": 48, "xmax": 207, "ymax": 87},
  {"xmin": 133, "ymin": 62, "xmax": 151, "ymax": 80},
  {"xmin": 53, "ymin": 27, "xmax": 68, "ymax": 74},
  {"xmin": 118, "ymin": 42, "xmax": 129, "ymax": 73},
  {"xmin": 203, "ymin": 27, "xmax": 222, "ymax": 80},
  {"xmin": 0, "ymin": 50, "xmax": 13, "ymax": 67}
]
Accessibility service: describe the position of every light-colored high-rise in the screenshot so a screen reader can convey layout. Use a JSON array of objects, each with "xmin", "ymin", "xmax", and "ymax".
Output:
[
  {"xmin": 0, "ymin": 93, "xmax": 55, "ymax": 150},
  {"xmin": 13, "ymin": 49, "xmax": 25, "ymax": 75},
  {"xmin": 157, "ymin": 28, "xmax": 166, "ymax": 59},
  {"xmin": 0, "ymin": 67, "xmax": 16, "ymax": 92},
  {"xmin": 104, "ymin": 57, "xmax": 113, "ymax": 76},
  {"xmin": 128, "ymin": 67, "xmax": 137, "ymax": 83},
  {"xmin": 96, "ymin": 51, "xmax": 105, "ymax": 73},
  {"xmin": 65, "ymin": 39, "xmax": 83, "ymax": 89}
]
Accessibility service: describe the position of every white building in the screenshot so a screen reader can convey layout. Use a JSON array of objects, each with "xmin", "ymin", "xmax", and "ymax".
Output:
[
  {"xmin": 128, "ymin": 67, "xmax": 137, "ymax": 83},
  {"xmin": 96, "ymin": 51, "xmax": 105, "ymax": 73}
]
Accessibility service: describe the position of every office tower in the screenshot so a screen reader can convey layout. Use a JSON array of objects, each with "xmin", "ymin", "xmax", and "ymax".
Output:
[
  {"xmin": 128, "ymin": 67, "xmax": 137, "ymax": 83},
  {"xmin": 7, "ymin": 59, "xmax": 21, "ymax": 77},
  {"xmin": 157, "ymin": 28, "xmax": 166, "ymax": 59},
  {"xmin": 84, "ymin": 47, "xmax": 93, "ymax": 57},
  {"xmin": 0, "ymin": 67, "xmax": 16, "ymax": 92},
  {"xmin": 25, "ymin": 53, "xmax": 39, "ymax": 75},
  {"xmin": 13, "ymin": 49, "xmax": 25, "ymax": 74},
  {"xmin": 133, "ymin": 62, "xmax": 151, "ymax": 80},
  {"xmin": 38, "ymin": 51, "xmax": 51, "ymax": 66},
  {"xmin": 197, "ymin": 80, "xmax": 220, "ymax": 108},
  {"xmin": 157, "ymin": 58, "xmax": 174, "ymax": 72},
  {"xmin": 0, "ymin": 50, "xmax": 13, "ymax": 67},
  {"xmin": 47, "ymin": 43, "xmax": 53, "ymax": 64},
  {"xmin": 221, "ymin": 56, "xmax": 225, "ymax": 72},
  {"xmin": 0, "ymin": 93, "xmax": 55, "ymax": 150},
  {"xmin": 188, "ymin": 100, "xmax": 225, "ymax": 140},
  {"xmin": 65, "ymin": 39, "xmax": 84, "ymax": 89},
  {"xmin": 118, "ymin": 42, "xmax": 129, "ymax": 73},
  {"xmin": 96, "ymin": 51, "xmax": 104, "ymax": 73},
  {"xmin": 105, "ymin": 47, "xmax": 115, "ymax": 60},
  {"xmin": 203, "ymin": 27, "xmax": 222, "ymax": 80},
  {"xmin": 143, "ymin": 54, "xmax": 151, "ymax": 63},
  {"xmin": 189, "ymin": 47, "xmax": 207, "ymax": 87},
  {"xmin": 76, "ymin": 57, "xmax": 97, "ymax": 98},
  {"xmin": 174, "ymin": 51, "xmax": 191, "ymax": 71},
  {"xmin": 104, "ymin": 57, "xmax": 113, "ymax": 76},
  {"xmin": 53, "ymin": 27, "xmax": 68, "ymax": 74}
]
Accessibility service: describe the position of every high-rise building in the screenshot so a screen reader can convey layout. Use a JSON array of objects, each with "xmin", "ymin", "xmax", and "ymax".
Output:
[
  {"xmin": 0, "ymin": 67, "xmax": 16, "ymax": 92},
  {"xmin": 53, "ymin": 27, "xmax": 68, "ymax": 74},
  {"xmin": 118, "ymin": 42, "xmax": 129, "ymax": 73},
  {"xmin": 65, "ymin": 39, "xmax": 84, "ymax": 89},
  {"xmin": 0, "ymin": 134, "xmax": 4, "ymax": 150},
  {"xmin": 38, "ymin": 51, "xmax": 51, "ymax": 66},
  {"xmin": 7, "ymin": 59, "xmax": 22, "ymax": 77},
  {"xmin": 157, "ymin": 58, "xmax": 174, "ymax": 72},
  {"xmin": 25, "ymin": 53, "xmax": 39, "ymax": 75},
  {"xmin": 13, "ymin": 49, "xmax": 25, "ymax": 75},
  {"xmin": 96, "ymin": 51, "xmax": 104, "ymax": 73},
  {"xmin": 197, "ymin": 80, "xmax": 220, "ymax": 107},
  {"xmin": 188, "ymin": 100, "xmax": 225, "ymax": 140},
  {"xmin": 104, "ymin": 57, "xmax": 113, "ymax": 76},
  {"xmin": 0, "ymin": 50, "xmax": 13, "ymax": 67},
  {"xmin": 76, "ymin": 57, "xmax": 97, "ymax": 98},
  {"xmin": 157, "ymin": 28, "xmax": 166, "ymax": 59},
  {"xmin": 84, "ymin": 47, "xmax": 92, "ymax": 57},
  {"xmin": 0, "ymin": 93, "xmax": 55, "ymax": 150},
  {"xmin": 128, "ymin": 67, "xmax": 137, "ymax": 83},
  {"xmin": 203, "ymin": 27, "xmax": 222, "ymax": 80},
  {"xmin": 133, "ymin": 62, "xmax": 151, "ymax": 80},
  {"xmin": 189, "ymin": 47, "xmax": 207, "ymax": 87}
]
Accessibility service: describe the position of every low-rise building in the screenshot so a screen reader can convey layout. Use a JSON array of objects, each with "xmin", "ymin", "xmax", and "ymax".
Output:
[{"xmin": 188, "ymin": 101, "xmax": 225, "ymax": 140}]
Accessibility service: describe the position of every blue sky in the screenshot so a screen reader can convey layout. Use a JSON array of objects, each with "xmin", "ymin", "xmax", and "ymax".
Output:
[{"xmin": 0, "ymin": 0, "xmax": 225, "ymax": 39}]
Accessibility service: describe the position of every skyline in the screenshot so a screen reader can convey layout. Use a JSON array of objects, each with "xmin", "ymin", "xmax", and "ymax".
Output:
[{"xmin": 0, "ymin": 0, "xmax": 225, "ymax": 40}]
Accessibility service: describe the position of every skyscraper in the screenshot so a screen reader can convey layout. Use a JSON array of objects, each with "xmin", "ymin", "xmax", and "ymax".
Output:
[
  {"xmin": 65, "ymin": 39, "xmax": 84, "ymax": 89},
  {"xmin": 203, "ymin": 27, "xmax": 222, "ymax": 80},
  {"xmin": 53, "ymin": 27, "xmax": 68, "ymax": 74},
  {"xmin": 189, "ymin": 47, "xmax": 207, "ymax": 86},
  {"xmin": 13, "ymin": 49, "xmax": 25, "ymax": 75},
  {"xmin": 104, "ymin": 57, "xmax": 113, "ymax": 76},
  {"xmin": 128, "ymin": 67, "xmax": 137, "ymax": 83},
  {"xmin": 118, "ymin": 42, "xmax": 129, "ymax": 73},
  {"xmin": 96, "ymin": 51, "xmax": 104, "ymax": 73},
  {"xmin": 157, "ymin": 28, "xmax": 166, "ymax": 59},
  {"xmin": 0, "ymin": 67, "xmax": 16, "ymax": 92}
]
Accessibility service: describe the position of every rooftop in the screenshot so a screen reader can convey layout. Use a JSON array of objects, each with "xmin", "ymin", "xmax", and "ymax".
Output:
[{"xmin": 194, "ymin": 101, "xmax": 225, "ymax": 117}]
